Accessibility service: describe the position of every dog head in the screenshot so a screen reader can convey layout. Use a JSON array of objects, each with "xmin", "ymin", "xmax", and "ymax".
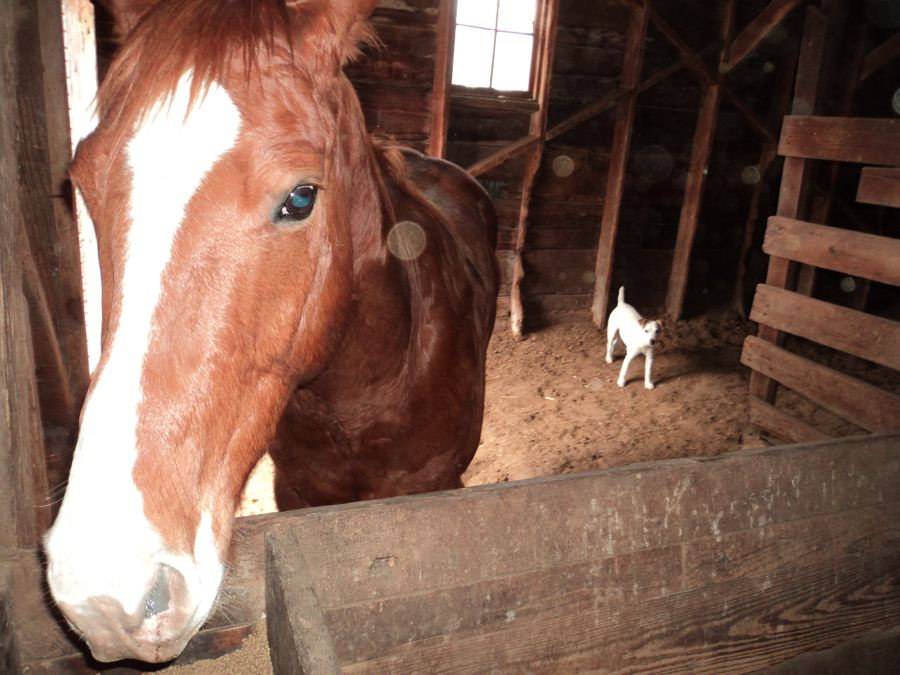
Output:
[{"xmin": 639, "ymin": 318, "xmax": 662, "ymax": 346}]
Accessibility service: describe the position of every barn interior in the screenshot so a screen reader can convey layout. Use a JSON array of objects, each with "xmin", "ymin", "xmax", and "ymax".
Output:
[{"xmin": 1, "ymin": 0, "xmax": 899, "ymax": 672}]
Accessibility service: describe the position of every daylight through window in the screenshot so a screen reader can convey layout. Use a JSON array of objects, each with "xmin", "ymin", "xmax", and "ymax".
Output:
[{"xmin": 452, "ymin": 0, "xmax": 537, "ymax": 92}]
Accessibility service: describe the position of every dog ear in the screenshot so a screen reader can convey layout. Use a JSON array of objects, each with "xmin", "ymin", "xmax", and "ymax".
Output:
[{"xmin": 638, "ymin": 318, "xmax": 647, "ymax": 328}]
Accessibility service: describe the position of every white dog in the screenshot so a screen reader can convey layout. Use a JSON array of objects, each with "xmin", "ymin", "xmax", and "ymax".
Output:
[{"xmin": 605, "ymin": 286, "xmax": 662, "ymax": 389}]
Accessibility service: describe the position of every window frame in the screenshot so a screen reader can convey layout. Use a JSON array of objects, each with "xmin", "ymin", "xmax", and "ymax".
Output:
[{"xmin": 449, "ymin": 0, "xmax": 548, "ymax": 105}]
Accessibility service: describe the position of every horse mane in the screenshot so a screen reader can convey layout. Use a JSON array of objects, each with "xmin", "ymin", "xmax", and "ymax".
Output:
[{"xmin": 97, "ymin": 0, "xmax": 375, "ymax": 134}]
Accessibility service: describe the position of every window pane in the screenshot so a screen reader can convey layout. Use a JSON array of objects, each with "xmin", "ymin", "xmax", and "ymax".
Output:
[
  {"xmin": 497, "ymin": 0, "xmax": 536, "ymax": 33},
  {"xmin": 491, "ymin": 31, "xmax": 533, "ymax": 91},
  {"xmin": 452, "ymin": 25, "xmax": 494, "ymax": 88},
  {"xmin": 456, "ymin": 0, "xmax": 498, "ymax": 29}
]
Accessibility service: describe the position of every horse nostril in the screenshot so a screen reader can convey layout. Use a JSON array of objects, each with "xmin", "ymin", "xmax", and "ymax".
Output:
[{"xmin": 144, "ymin": 565, "xmax": 180, "ymax": 618}]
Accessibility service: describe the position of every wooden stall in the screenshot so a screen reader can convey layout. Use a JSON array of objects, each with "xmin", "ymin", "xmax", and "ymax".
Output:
[{"xmin": 4, "ymin": 434, "xmax": 899, "ymax": 672}]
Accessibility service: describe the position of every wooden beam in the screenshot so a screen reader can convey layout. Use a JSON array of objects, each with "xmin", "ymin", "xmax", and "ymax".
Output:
[
  {"xmin": 620, "ymin": 0, "xmax": 776, "ymax": 142},
  {"xmin": 428, "ymin": 0, "xmax": 455, "ymax": 158},
  {"xmin": 664, "ymin": 0, "xmax": 736, "ymax": 321},
  {"xmin": 750, "ymin": 284, "xmax": 900, "ymax": 371},
  {"xmin": 466, "ymin": 135, "xmax": 541, "ymax": 178},
  {"xmin": 742, "ymin": 337, "xmax": 900, "ymax": 433},
  {"xmin": 509, "ymin": 0, "xmax": 558, "ymax": 338},
  {"xmin": 546, "ymin": 87, "xmax": 629, "ymax": 142},
  {"xmin": 590, "ymin": 0, "xmax": 649, "ymax": 329},
  {"xmin": 763, "ymin": 216, "xmax": 900, "ymax": 286},
  {"xmin": 779, "ymin": 116, "xmax": 900, "ymax": 166},
  {"xmin": 750, "ymin": 5, "xmax": 827, "ymax": 403},
  {"xmin": 545, "ymin": 44, "xmax": 718, "ymax": 144},
  {"xmin": 857, "ymin": 167, "xmax": 900, "ymax": 208},
  {"xmin": 509, "ymin": 144, "xmax": 543, "ymax": 338},
  {"xmin": 733, "ymin": 36, "xmax": 798, "ymax": 316},
  {"xmin": 748, "ymin": 396, "xmax": 830, "ymax": 444},
  {"xmin": 723, "ymin": 0, "xmax": 805, "ymax": 73},
  {"xmin": 860, "ymin": 30, "xmax": 900, "ymax": 82}
]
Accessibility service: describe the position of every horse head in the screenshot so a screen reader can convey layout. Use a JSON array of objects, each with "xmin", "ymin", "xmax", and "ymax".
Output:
[{"xmin": 44, "ymin": 0, "xmax": 379, "ymax": 662}]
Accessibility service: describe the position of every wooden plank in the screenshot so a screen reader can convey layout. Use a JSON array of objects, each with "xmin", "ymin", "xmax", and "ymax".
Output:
[
  {"xmin": 16, "ymin": 435, "xmax": 900, "ymax": 670},
  {"xmin": 0, "ymin": 0, "xmax": 53, "ymax": 553},
  {"xmin": 860, "ymin": 30, "xmax": 900, "ymax": 82},
  {"xmin": 723, "ymin": 0, "xmax": 805, "ymax": 73},
  {"xmin": 748, "ymin": 395, "xmax": 830, "ymax": 444},
  {"xmin": 857, "ymin": 167, "xmax": 900, "ymax": 208},
  {"xmin": 264, "ymin": 435, "xmax": 900, "ymax": 672},
  {"xmin": 779, "ymin": 116, "xmax": 900, "ymax": 166},
  {"xmin": 750, "ymin": 284, "xmax": 900, "ymax": 371},
  {"xmin": 763, "ymin": 216, "xmax": 900, "ymax": 286},
  {"xmin": 590, "ymin": 1, "xmax": 648, "ymax": 329},
  {"xmin": 266, "ymin": 529, "xmax": 341, "ymax": 674},
  {"xmin": 741, "ymin": 336, "xmax": 900, "ymax": 433},
  {"xmin": 546, "ymin": 87, "xmax": 628, "ymax": 142},
  {"xmin": 765, "ymin": 625, "xmax": 900, "ymax": 675}
]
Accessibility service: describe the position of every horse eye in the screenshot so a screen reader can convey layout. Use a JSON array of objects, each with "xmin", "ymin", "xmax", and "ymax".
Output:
[{"xmin": 277, "ymin": 184, "xmax": 318, "ymax": 222}]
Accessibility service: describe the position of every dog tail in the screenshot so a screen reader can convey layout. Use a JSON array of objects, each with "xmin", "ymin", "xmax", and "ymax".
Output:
[{"xmin": 617, "ymin": 286, "xmax": 625, "ymax": 305}]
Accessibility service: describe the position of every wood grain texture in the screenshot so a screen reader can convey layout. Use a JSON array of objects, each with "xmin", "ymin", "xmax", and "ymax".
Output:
[
  {"xmin": 748, "ymin": 395, "xmax": 830, "ymax": 444},
  {"xmin": 263, "ymin": 435, "xmax": 900, "ymax": 673},
  {"xmin": 266, "ymin": 529, "xmax": 340, "ymax": 675},
  {"xmin": 15, "ymin": 436, "xmax": 900, "ymax": 671},
  {"xmin": 750, "ymin": 284, "xmax": 900, "ymax": 371},
  {"xmin": 741, "ymin": 337, "xmax": 900, "ymax": 433},
  {"xmin": 0, "ymin": 0, "xmax": 53, "ymax": 553},
  {"xmin": 857, "ymin": 167, "xmax": 900, "ymax": 208},
  {"xmin": 778, "ymin": 116, "xmax": 900, "ymax": 166},
  {"xmin": 763, "ymin": 216, "xmax": 900, "ymax": 287}
]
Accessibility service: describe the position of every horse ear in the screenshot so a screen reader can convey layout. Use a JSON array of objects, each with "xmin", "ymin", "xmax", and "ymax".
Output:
[
  {"xmin": 101, "ymin": 0, "xmax": 162, "ymax": 37},
  {"xmin": 289, "ymin": 0, "xmax": 379, "ymax": 67}
]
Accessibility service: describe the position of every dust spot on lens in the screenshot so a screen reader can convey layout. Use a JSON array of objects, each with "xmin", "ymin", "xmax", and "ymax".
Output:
[{"xmin": 387, "ymin": 220, "xmax": 427, "ymax": 261}]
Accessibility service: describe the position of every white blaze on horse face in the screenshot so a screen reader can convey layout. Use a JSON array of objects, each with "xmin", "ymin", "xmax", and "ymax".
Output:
[{"xmin": 44, "ymin": 74, "xmax": 241, "ymax": 659}]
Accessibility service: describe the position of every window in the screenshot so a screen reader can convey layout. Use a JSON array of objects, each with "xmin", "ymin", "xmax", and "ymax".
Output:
[{"xmin": 452, "ymin": 0, "xmax": 538, "ymax": 93}]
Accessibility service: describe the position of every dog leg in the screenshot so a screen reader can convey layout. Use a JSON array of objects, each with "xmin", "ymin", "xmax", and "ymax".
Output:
[
  {"xmin": 605, "ymin": 329, "xmax": 618, "ymax": 364},
  {"xmin": 617, "ymin": 350, "xmax": 636, "ymax": 387},
  {"xmin": 643, "ymin": 350, "xmax": 655, "ymax": 389}
]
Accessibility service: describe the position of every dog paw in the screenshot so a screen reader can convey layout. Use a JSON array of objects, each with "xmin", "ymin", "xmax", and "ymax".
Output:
[
  {"xmin": 617, "ymin": 379, "xmax": 625, "ymax": 388},
  {"xmin": 645, "ymin": 382, "xmax": 655, "ymax": 390},
  {"xmin": 605, "ymin": 355, "xmax": 614, "ymax": 364}
]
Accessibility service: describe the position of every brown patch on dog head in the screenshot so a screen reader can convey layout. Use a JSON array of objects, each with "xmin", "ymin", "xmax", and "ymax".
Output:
[{"xmin": 638, "ymin": 318, "xmax": 647, "ymax": 327}]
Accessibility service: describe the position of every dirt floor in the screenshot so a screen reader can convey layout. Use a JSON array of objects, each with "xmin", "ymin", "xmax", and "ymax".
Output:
[{"xmin": 238, "ymin": 307, "xmax": 756, "ymax": 521}]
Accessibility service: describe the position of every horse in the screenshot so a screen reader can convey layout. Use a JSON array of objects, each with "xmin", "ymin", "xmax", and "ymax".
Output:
[{"xmin": 43, "ymin": 0, "xmax": 499, "ymax": 663}]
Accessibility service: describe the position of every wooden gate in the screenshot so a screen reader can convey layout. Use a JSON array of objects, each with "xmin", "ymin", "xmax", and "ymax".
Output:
[{"xmin": 742, "ymin": 115, "xmax": 900, "ymax": 443}]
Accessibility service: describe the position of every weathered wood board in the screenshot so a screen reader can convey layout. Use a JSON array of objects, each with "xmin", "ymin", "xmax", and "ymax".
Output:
[{"xmin": 265, "ymin": 434, "xmax": 900, "ymax": 674}]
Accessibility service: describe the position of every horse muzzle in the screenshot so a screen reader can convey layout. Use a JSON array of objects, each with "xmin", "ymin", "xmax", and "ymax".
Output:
[{"xmin": 52, "ymin": 564, "xmax": 201, "ymax": 663}]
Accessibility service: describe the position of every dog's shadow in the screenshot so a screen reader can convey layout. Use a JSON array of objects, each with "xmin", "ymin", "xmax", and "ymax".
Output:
[{"xmin": 649, "ymin": 345, "xmax": 742, "ymax": 387}]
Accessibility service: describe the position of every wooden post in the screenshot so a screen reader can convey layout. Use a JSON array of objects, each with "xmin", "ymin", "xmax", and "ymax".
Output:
[
  {"xmin": 590, "ymin": 2, "xmax": 649, "ymax": 329},
  {"xmin": 749, "ymin": 5, "xmax": 827, "ymax": 403},
  {"xmin": 509, "ymin": 0, "xmax": 558, "ymax": 338},
  {"xmin": 732, "ymin": 39, "xmax": 799, "ymax": 317},
  {"xmin": 0, "ymin": 0, "xmax": 53, "ymax": 552},
  {"xmin": 664, "ymin": 0, "xmax": 736, "ymax": 321},
  {"xmin": 428, "ymin": 0, "xmax": 455, "ymax": 159}
]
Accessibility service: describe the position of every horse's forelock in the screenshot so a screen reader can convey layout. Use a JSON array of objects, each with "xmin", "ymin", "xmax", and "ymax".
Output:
[{"xmin": 98, "ymin": 0, "xmax": 293, "ymax": 136}]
